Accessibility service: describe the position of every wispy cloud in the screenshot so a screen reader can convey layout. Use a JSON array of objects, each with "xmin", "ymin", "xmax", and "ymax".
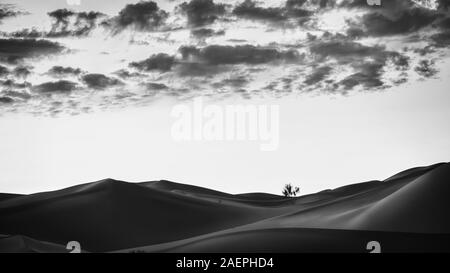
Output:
[{"xmin": 0, "ymin": 0, "xmax": 450, "ymax": 115}]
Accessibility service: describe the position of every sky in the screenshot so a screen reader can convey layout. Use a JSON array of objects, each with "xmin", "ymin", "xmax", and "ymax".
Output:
[{"xmin": 0, "ymin": 0, "xmax": 449, "ymax": 195}]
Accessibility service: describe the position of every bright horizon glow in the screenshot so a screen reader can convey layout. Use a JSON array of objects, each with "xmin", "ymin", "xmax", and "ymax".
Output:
[{"xmin": 1, "ymin": 72, "xmax": 449, "ymax": 195}]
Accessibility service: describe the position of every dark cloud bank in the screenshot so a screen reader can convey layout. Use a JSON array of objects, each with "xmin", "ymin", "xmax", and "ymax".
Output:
[
  {"xmin": 0, "ymin": 38, "xmax": 65, "ymax": 64},
  {"xmin": 2, "ymin": 0, "xmax": 450, "ymax": 114},
  {"xmin": 103, "ymin": 1, "xmax": 168, "ymax": 33}
]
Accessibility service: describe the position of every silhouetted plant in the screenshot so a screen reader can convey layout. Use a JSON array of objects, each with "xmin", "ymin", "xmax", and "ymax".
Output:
[{"xmin": 282, "ymin": 183, "xmax": 300, "ymax": 197}]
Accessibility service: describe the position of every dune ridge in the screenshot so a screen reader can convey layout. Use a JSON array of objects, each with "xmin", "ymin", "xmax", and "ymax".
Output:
[{"xmin": 0, "ymin": 162, "xmax": 449, "ymax": 253}]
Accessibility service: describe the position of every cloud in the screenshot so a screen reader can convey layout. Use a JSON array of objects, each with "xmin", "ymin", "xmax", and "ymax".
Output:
[
  {"xmin": 232, "ymin": 0, "xmax": 312, "ymax": 24},
  {"xmin": 113, "ymin": 69, "xmax": 145, "ymax": 79},
  {"xmin": 212, "ymin": 75, "xmax": 250, "ymax": 89},
  {"xmin": 0, "ymin": 96, "xmax": 14, "ymax": 104},
  {"xmin": 415, "ymin": 60, "xmax": 438, "ymax": 77},
  {"xmin": 0, "ymin": 79, "xmax": 31, "ymax": 89},
  {"xmin": 335, "ymin": 52, "xmax": 410, "ymax": 91},
  {"xmin": 1, "ymin": 90, "xmax": 31, "ymax": 100},
  {"xmin": 129, "ymin": 53, "xmax": 175, "ymax": 72},
  {"xmin": 0, "ymin": 38, "xmax": 65, "ymax": 64},
  {"xmin": 104, "ymin": 1, "xmax": 168, "ymax": 33},
  {"xmin": 144, "ymin": 82, "xmax": 169, "ymax": 90},
  {"xmin": 42, "ymin": 9, "xmax": 106, "ymax": 37},
  {"xmin": 174, "ymin": 61, "xmax": 229, "ymax": 77},
  {"xmin": 48, "ymin": 66, "xmax": 82, "ymax": 77},
  {"xmin": 8, "ymin": 28, "xmax": 43, "ymax": 39},
  {"xmin": 310, "ymin": 39, "xmax": 382, "ymax": 60},
  {"xmin": 343, "ymin": 0, "xmax": 444, "ymax": 38},
  {"xmin": 178, "ymin": 0, "xmax": 227, "ymax": 27},
  {"xmin": 340, "ymin": 0, "xmax": 410, "ymax": 10},
  {"xmin": 179, "ymin": 44, "xmax": 300, "ymax": 65},
  {"xmin": 0, "ymin": 4, "xmax": 24, "ymax": 23},
  {"xmin": 47, "ymin": 8, "xmax": 75, "ymax": 28},
  {"xmin": 339, "ymin": 62, "xmax": 385, "ymax": 90},
  {"xmin": 33, "ymin": 80, "xmax": 78, "ymax": 94},
  {"xmin": 9, "ymin": 9, "xmax": 104, "ymax": 38},
  {"xmin": 233, "ymin": 0, "xmax": 286, "ymax": 22},
  {"xmin": 13, "ymin": 66, "xmax": 32, "ymax": 78},
  {"xmin": 309, "ymin": 37, "xmax": 410, "ymax": 90},
  {"xmin": 81, "ymin": 73, "xmax": 123, "ymax": 89},
  {"xmin": 173, "ymin": 44, "xmax": 300, "ymax": 78},
  {"xmin": 1, "ymin": 0, "xmax": 449, "ymax": 113},
  {"xmin": 285, "ymin": 0, "xmax": 307, "ymax": 9},
  {"xmin": 191, "ymin": 28, "xmax": 225, "ymax": 39},
  {"xmin": 304, "ymin": 66, "xmax": 332, "ymax": 85},
  {"xmin": 309, "ymin": 37, "xmax": 409, "ymax": 68},
  {"xmin": 437, "ymin": 15, "xmax": 450, "ymax": 30},
  {"xmin": 0, "ymin": 65, "xmax": 8, "ymax": 77},
  {"xmin": 438, "ymin": 0, "xmax": 450, "ymax": 10},
  {"xmin": 354, "ymin": 8, "xmax": 441, "ymax": 37},
  {"xmin": 73, "ymin": 11, "xmax": 106, "ymax": 34},
  {"xmin": 431, "ymin": 30, "xmax": 450, "ymax": 47}
]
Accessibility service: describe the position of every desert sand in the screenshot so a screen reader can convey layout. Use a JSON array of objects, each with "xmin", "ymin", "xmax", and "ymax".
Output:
[{"xmin": 0, "ymin": 162, "xmax": 449, "ymax": 253}]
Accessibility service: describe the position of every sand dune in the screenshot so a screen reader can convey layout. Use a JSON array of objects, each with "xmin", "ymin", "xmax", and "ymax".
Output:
[
  {"xmin": 0, "ymin": 193, "xmax": 22, "ymax": 202},
  {"xmin": 0, "ymin": 234, "xmax": 68, "ymax": 253},
  {"xmin": 134, "ymin": 228, "xmax": 450, "ymax": 253},
  {"xmin": 0, "ymin": 162, "xmax": 449, "ymax": 253},
  {"xmin": 0, "ymin": 179, "xmax": 293, "ymax": 252}
]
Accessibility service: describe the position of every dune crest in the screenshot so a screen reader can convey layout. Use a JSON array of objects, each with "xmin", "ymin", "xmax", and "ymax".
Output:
[{"xmin": 0, "ymin": 162, "xmax": 449, "ymax": 253}]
